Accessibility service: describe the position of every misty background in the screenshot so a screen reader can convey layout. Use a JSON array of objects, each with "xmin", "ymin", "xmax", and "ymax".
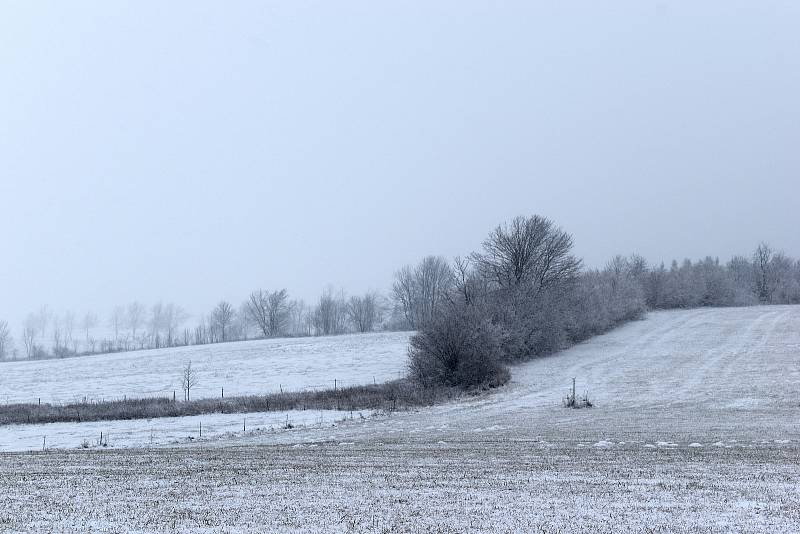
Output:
[{"xmin": 1, "ymin": 1, "xmax": 798, "ymax": 331}]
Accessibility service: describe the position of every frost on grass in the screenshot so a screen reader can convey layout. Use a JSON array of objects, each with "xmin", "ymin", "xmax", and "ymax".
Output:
[
  {"xmin": 3, "ymin": 306, "xmax": 800, "ymax": 532},
  {"xmin": 0, "ymin": 331, "xmax": 411, "ymax": 405}
]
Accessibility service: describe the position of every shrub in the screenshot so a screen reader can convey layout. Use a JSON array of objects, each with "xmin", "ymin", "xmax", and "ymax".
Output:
[
  {"xmin": 563, "ymin": 391, "xmax": 593, "ymax": 409},
  {"xmin": 0, "ymin": 380, "xmax": 467, "ymax": 426},
  {"xmin": 408, "ymin": 305, "xmax": 508, "ymax": 388}
]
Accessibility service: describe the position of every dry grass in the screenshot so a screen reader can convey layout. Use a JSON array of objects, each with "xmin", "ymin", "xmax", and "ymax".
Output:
[{"xmin": 0, "ymin": 378, "xmax": 507, "ymax": 426}]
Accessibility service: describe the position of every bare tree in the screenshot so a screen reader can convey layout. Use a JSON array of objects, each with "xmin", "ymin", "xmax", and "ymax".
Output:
[
  {"xmin": 147, "ymin": 302, "xmax": 187, "ymax": 347},
  {"xmin": 313, "ymin": 287, "xmax": 347, "ymax": 336},
  {"xmin": 0, "ymin": 320, "xmax": 11, "ymax": 360},
  {"xmin": 753, "ymin": 242, "xmax": 776, "ymax": 303},
  {"xmin": 347, "ymin": 292, "xmax": 381, "ymax": 333},
  {"xmin": 163, "ymin": 303, "xmax": 188, "ymax": 346},
  {"xmin": 35, "ymin": 305, "xmax": 50, "ymax": 338},
  {"xmin": 247, "ymin": 290, "xmax": 269, "ymax": 337},
  {"xmin": 247, "ymin": 289, "xmax": 290, "ymax": 338},
  {"xmin": 63, "ymin": 311, "xmax": 76, "ymax": 349},
  {"xmin": 212, "ymin": 301, "xmax": 234, "ymax": 342},
  {"xmin": 150, "ymin": 302, "xmax": 165, "ymax": 345},
  {"xmin": 109, "ymin": 305, "xmax": 125, "ymax": 341},
  {"xmin": 392, "ymin": 256, "xmax": 454, "ymax": 329},
  {"xmin": 267, "ymin": 289, "xmax": 290, "ymax": 337},
  {"xmin": 452, "ymin": 256, "xmax": 489, "ymax": 307},
  {"xmin": 81, "ymin": 311, "xmax": 98, "ymax": 345},
  {"xmin": 473, "ymin": 215, "xmax": 581, "ymax": 292},
  {"xmin": 126, "ymin": 301, "xmax": 146, "ymax": 339},
  {"xmin": 22, "ymin": 321, "xmax": 36, "ymax": 359},
  {"xmin": 236, "ymin": 302, "xmax": 252, "ymax": 340},
  {"xmin": 181, "ymin": 360, "xmax": 199, "ymax": 401},
  {"xmin": 52, "ymin": 315, "xmax": 62, "ymax": 354},
  {"xmin": 288, "ymin": 299, "xmax": 309, "ymax": 336}
]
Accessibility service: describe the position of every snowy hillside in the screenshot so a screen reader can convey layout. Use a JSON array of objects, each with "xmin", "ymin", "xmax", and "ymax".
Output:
[{"xmin": 0, "ymin": 331, "xmax": 412, "ymax": 404}]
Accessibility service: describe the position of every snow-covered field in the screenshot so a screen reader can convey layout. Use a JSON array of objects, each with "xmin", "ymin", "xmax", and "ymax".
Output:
[
  {"xmin": 0, "ymin": 409, "xmax": 357, "ymax": 453},
  {"xmin": 1, "ymin": 306, "xmax": 799, "ymax": 532},
  {"xmin": 0, "ymin": 331, "xmax": 412, "ymax": 404}
]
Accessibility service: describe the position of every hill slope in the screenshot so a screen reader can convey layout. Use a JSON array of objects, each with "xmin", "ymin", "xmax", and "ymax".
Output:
[{"xmin": 2, "ymin": 307, "xmax": 799, "ymax": 532}]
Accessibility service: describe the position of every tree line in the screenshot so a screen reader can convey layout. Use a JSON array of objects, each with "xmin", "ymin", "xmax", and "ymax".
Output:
[
  {"xmin": 0, "ymin": 288, "xmax": 394, "ymax": 361},
  {"xmin": 399, "ymin": 216, "xmax": 800, "ymax": 388},
  {"xmin": 1, "ymin": 216, "xmax": 797, "ymax": 364}
]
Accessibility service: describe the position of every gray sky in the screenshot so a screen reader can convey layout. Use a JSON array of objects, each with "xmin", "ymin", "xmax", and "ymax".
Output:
[{"xmin": 1, "ymin": 1, "xmax": 798, "ymax": 326}]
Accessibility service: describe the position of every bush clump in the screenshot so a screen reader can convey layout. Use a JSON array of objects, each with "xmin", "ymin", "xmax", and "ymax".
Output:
[{"xmin": 408, "ymin": 306, "xmax": 509, "ymax": 389}]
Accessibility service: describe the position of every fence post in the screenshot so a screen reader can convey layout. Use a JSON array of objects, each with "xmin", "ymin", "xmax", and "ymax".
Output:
[
  {"xmin": 243, "ymin": 418, "xmax": 246, "ymax": 432},
  {"xmin": 42, "ymin": 436, "xmax": 46, "ymax": 451},
  {"xmin": 199, "ymin": 421, "xmax": 202, "ymax": 438},
  {"xmin": 173, "ymin": 390, "xmax": 176, "ymax": 402},
  {"xmin": 572, "ymin": 378, "xmax": 576, "ymax": 404},
  {"xmin": 222, "ymin": 387, "xmax": 224, "ymax": 399}
]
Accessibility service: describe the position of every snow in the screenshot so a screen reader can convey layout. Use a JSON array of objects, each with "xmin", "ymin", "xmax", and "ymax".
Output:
[
  {"xmin": 0, "ymin": 331, "xmax": 412, "ymax": 404},
  {"xmin": 0, "ymin": 409, "xmax": 358, "ymax": 452},
  {"xmin": 2, "ymin": 306, "xmax": 800, "ymax": 532}
]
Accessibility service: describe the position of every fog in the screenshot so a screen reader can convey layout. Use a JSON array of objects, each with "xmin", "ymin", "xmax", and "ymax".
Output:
[{"xmin": 1, "ymin": 1, "xmax": 798, "ymax": 328}]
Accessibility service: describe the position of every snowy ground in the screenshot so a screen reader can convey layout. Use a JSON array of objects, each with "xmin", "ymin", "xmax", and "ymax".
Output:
[
  {"xmin": 1, "ymin": 306, "xmax": 799, "ymax": 532},
  {"xmin": 0, "ymin": 409, "xmax": 357, "ymax": 453},
  {"xmin": 0, "ymin": 331, "xmax": 411, "ymax": 404}
]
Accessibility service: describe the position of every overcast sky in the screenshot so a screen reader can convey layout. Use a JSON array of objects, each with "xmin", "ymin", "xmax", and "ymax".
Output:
[{"xmin": 1, "ymin": 1, "xmax": 798, "ymax": 327}]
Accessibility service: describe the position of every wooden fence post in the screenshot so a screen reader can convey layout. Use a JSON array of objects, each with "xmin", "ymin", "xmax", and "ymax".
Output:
[{"xmin": 572, "ymin": 378, "xmax": 576, "ymax": 404}]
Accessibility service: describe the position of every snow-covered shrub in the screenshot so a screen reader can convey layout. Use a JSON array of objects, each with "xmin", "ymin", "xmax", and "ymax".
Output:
[
  {"xmin": 563, "ymin": 391, "xmax": 593, "ymax": 409},
  {"xmin": 408, "ymin": 305, "xmax": 508, "ymax": 388}
]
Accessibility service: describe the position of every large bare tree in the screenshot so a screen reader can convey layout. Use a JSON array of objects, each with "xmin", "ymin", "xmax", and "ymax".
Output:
[
  {"xmin": 247, "ymin": 289, "xmax": 290, "ymax": 338},
  {"xmin": 313, "ymin": 287, "xmax": 347, "ymax": 336},
  {"xmin": 247, "ymin": 290, "xmax": 270, "ymax": 337},
  {"xmin": 266, "ymin": 289, "xmax": 290, "ymax": 337},
  {"xmin": 473, "ymin": 215, "xmax": 581, "ymax": 292},
  {"xmin": 212, "ymin": 301, "xmax": 234, "ymax": 342},
  {"xmin": 392, "ymin": 256, "xmax": 454, "ymax": 329},
  {"xmin": 347, "ymin": 292, "xmax": 381, "ymax": 333}
]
